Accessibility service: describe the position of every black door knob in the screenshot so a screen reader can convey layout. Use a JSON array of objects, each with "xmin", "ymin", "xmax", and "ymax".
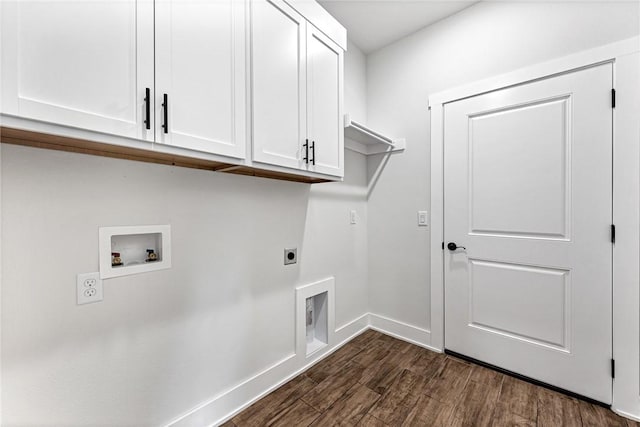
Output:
[{"xmin": 447, "ymin": 242, "xmax": 466, "ymax": 251}]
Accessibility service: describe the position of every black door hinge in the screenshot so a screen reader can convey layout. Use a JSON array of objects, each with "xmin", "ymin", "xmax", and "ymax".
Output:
[
  {"xmin": 442, "ymin": 242, "xmax": 444, "ymax": 250},
  {"xmin": 612, "ymin": 89, "xmax": 616, "ymax": 108},
  {"xmin": 611, "ymin": 359, "xmax": 616, "ymax": 379},
  {"xmin": 611, "ymin": 224, "xmax": 616, "ymax": 244}
]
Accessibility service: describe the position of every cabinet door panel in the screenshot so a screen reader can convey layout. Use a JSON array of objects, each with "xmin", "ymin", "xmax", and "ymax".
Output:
[
  {"xmin": 251, "ymin": 0, "xmax": 306, "ymax": 169},
  {"xmin": 307, "ymin": 25, "xmax": 343, "ymax": 177},
  {"xmin": 155, "ymin": 0, "xmax": 247, "ymax": 158},
  {"xmin": 0, "ymin": 0, "xmax": 154, "ymax": 140}
]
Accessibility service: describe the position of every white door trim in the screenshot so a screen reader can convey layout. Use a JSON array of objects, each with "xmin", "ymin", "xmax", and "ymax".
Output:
[{"xmin": 429, "ymin": 36, "xmax": 640, "ymax": 418}]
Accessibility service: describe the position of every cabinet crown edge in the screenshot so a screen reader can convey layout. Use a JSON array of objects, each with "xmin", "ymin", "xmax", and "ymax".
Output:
[{"xmin": 283, "ymin": 0, "xmax": 347, "ymax": 50}]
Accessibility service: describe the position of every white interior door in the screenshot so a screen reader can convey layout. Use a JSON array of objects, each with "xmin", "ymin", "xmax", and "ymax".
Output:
[
  {"xmin": 444, "ymin": 64, "xmax": 613, "ymax": 403},
  {"xmin": 306, "ymin": 24, "xmax": 343, "ymax": 177},
  {"xmin": 0, "ymin": 0, "xmax": 154, "ymax": 140},
  {"xmin": 251, "ymin": 0, "xmax": 306, "ymax": 170},
  {"xmin": 155, "ymin": 0, "xmax": 246, "ymax": 159}
]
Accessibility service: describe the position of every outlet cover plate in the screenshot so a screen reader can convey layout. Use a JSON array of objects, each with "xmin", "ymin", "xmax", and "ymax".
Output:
[
  {"xmin": 284, "ymin": 248, "xmax": 297, "ymax": 265},
  {"xmin": 77, "ymin": 272, "xmax": 103, "ymax": 305}
]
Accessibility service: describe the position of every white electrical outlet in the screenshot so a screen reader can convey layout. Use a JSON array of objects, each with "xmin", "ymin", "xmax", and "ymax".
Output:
[{"xmin": 77, "ymin": 272, "xmax": 103, "ymax": 305}]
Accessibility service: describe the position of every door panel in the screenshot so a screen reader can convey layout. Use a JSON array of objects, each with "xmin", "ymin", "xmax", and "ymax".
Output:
[
  {"xmin": 306, "ymin": 25, "xmax": 343, "ymax": 177},
  {"xmin": 444, "ymin": 64, "xmax": 612, "ymax": 403},
  {"xmin": 155, "ymin": 0, "xmax": 246, "ymax": 158},
  {"xmin": 0, "ymin": 0, "xmax": 154, "ymax": 140},
  {"xmin": 469, "ymin": 259, "xmax": 570, "ymax": 350},
  {"xmin": 469, "ymin": 96, "xmax": 570, "ymax": 239},
  {"xmin": 251, "ymin": 0, "xmax": 306, "ymax": 169}
]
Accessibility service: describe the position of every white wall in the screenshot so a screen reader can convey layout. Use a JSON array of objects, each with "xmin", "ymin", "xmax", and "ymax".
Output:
[
  {"xmin": 366, "ymin": 0, "xmax": 640, "ymax": 337},
  {"xmin": 5, "ymin": 1, "xmax": 639, "ymax": 423},
  {"xmin": 0, "ymin": 43, "xmax": 369, "ymax": 427},
  {"xmin": 344, "ymin": 40, "xmax": 367, "ymax": 124}
]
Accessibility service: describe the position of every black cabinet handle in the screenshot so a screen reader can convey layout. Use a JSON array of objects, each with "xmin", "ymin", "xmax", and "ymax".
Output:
[
  {"xmin": 144, "ymin": 88, "xmax": 151, "ymax": 130},
  {"xmin": 447, "ymin": 242, "xmax": 466, "ymax": 251},
  {"xmin": 162, "ymin": 93, "xmax": 168, "ymax": 134},
  {"xmin": 311, "ymin": 140, "xmax": 315, "ymax": 165},
  {"xmin": 303, "ymin": 139, "xmax": 309, "ymax": 164}
]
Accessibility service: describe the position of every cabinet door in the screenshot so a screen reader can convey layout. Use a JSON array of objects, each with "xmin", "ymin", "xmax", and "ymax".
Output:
[
  {"xmin": 306, "ymin": 25, "xmax": 344, "ymax": 177},
  {"xmin": 155, "ymin": 0, "xmax": 247, "ymax": 159},
  {"xmin": 251, "ymin": 0, "xmax": 306, "ymax": 170},
  {"xmin": 0, "ymin": 0, "xmax": 154, "ymax": 140}
]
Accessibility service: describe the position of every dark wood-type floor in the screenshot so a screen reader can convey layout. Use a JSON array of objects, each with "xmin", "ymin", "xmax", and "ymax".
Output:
[{"xmin": 223, "ymin": 330, "xmax": 638, "ymax": 426}]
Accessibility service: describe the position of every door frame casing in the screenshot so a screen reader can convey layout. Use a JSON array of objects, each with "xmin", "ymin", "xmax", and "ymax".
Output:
[{"xmin": 428, "ymin": 36, "xmax": 640, "ymax": 419}]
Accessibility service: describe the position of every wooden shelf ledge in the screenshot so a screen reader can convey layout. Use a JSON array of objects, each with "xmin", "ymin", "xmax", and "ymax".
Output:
[{"xmin": 0, "ymin": 127, "xmax": 330, "ymax": 184}]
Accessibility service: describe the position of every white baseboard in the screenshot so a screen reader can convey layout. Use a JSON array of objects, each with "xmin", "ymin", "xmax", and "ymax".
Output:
[
  {"xmin": 368, "ymin": 313, "xmax": 439, "ymax": 352},
  {"xmin": 335, "ymin": 313, "xmax": 369, "ymax": 336},
  {"xmin": 166, "ymin": 312, "xmax": 436, "ymax": 427},
  {"xmin": 166, "ymin": 313, "xmax": 370, "ymax": 427},
  {"xmin": 165, "ymin": 353, "xmax": 298, "ymax": 427},
  {"xmin": 613, "ymin": 408, "xmax": 640, "ymax": 423}
]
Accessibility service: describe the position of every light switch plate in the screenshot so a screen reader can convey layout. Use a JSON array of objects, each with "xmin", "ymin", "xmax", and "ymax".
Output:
[{"xmin": 418, "ymin": 211, "xmax": 428, "ymax": 226}]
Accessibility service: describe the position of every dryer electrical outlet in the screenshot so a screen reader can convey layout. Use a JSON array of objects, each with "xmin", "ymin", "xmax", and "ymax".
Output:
[{"xmin": 284, "ymin": 248, "xmax": 297, "ymax": 265}]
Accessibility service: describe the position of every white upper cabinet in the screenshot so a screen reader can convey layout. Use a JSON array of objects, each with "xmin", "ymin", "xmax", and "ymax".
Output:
[
  {"xmin": 0, "ymin": 0, "xmax": 154, "ymax": 140},
  {"xmin": 251, "ymin": 0, "xmax": 307, "ymax": 170},
  {"xmin": 251, "ymin": 0, "xmax": 344, "ymax": 178},
  {"xmin": 306, "ymin": 24, "xmax": 344, "ymax": 177},
  {"xmin": 1, "ymin": 0, "xmax": 345, "ymax": 180},
  {"xmin": 155, "ymin": 0, "xmax": 247, "ymax": 159}
]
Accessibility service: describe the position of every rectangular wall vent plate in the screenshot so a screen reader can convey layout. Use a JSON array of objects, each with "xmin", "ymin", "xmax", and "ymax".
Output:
[
  {"xmin": 99, "ymin": 225, "xmax": 171, "ymax": 279},
  {"xmin": 296, "ymin": 277, "xmax": 335, "ymax": 358}
]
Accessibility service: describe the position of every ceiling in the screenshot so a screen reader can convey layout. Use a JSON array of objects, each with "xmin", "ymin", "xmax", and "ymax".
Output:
[{"xmin": 318, "ymin": 0, "xmax": 479, "ymax": 53}]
